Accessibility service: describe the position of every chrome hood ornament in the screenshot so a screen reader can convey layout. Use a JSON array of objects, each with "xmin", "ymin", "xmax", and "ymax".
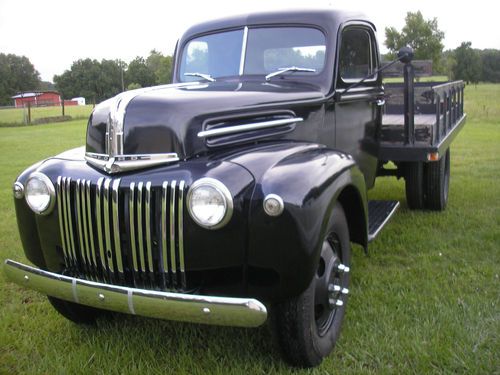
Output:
[{"xmin": 84, "ymin": 84, "xmax": 199, "ymax": 174}]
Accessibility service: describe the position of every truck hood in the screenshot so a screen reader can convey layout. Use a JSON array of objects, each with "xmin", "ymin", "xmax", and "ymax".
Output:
[{"xmin": 85, "ymin": 80, "xmax": 325, "ymax": 173}]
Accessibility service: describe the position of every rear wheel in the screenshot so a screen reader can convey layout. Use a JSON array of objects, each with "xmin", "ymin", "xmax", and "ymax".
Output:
[
  {"xmin": 48, "ymin": 296, "xmax": 111, "ymax": 325},
  {"xmin": 404, "ymin": 161, "xmax": 425, "ymax": 209},
  {"xmin": 272, "ymin": 203, "xmax": 351, "ymax": 368},
  {"xmin": 425, "ymin": 148, "xmax": 450, "ymax": 210}
]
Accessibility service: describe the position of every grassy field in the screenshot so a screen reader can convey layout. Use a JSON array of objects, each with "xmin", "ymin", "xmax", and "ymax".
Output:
[
  {"xmin": 0, "ymin": 85, "xmax": 499, "ymax": 374},
  {"xmin": 0, "ymin": 104, "xmax": 94, "ymax": 126}
]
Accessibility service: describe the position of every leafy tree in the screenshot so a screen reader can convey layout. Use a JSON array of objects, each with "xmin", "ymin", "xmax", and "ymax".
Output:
[
  {"xmin": 125, "ymin": 57, "xmax": 156, "ymax": 88},
  {"xmin": 127, "ymin": 82, "xmax": 142, "ymax": 90},
  {"xmin": 452, "ymin": 42, "xmax": 482, "ymax": 84},
  {"xmin": 0, "ymin": 53, "xmax": 41, "ymax": 105},
  {"xmin": 146, "ymin": 50, "xmax": 173, "ymax": 84},
  {"xmin": 385, "ymin": 11, "xmax": 444, "ymax": 70},
  {"xmin": 480, "ymin": 49, "xmax": 500, "ymax": 83},
  {"xmin": 54, "ymin": 59, "xmax": 123, "ymax": 103}
]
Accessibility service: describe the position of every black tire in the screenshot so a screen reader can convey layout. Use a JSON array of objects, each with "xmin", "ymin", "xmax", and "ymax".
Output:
[
  {"xmin": 425, "ymin": 148, "xmax": 450, "ymax": 211},
  {"xmin": 405, "ymin": 161, "xmax": 424, "ymax": 209},
  {"xmin": 272, "ymin": 203, "xmax": 351, "ymax": 368},
  {"xmin": 48, "ymin": 296, "xmax": 111, "ymax": 325}
]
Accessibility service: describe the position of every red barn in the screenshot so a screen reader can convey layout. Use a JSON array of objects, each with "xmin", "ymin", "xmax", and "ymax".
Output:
[{"xmin": 12, "ymin": 91, "xmax": 61, "ymax": 108}]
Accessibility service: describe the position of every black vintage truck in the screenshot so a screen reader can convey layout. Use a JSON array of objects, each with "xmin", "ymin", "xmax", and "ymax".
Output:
[{"xmin": 5, "ymin": 9, "xmax": 466, "ymax": 368}]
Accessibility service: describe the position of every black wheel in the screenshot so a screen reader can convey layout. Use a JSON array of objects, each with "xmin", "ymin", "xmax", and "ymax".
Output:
[
  {"xmin": 48, "ymin": 296, "xmax": 111, "ymax": 325},
  {"xmin": 425, "ymin": 148, "xmax": 450, "ymax": 210},
  {"xmin": 404, "ymin": 161, "xmax": 424, "ymax": 209},
  {"xmin": 272, "ymin": 203, "xmax": 351, "ymax": 368}
]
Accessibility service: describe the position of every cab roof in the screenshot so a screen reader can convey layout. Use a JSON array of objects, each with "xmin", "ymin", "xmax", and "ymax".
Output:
[{"xmin": 179, "ymin": 9, "xmax": 375, "ymax": 41}]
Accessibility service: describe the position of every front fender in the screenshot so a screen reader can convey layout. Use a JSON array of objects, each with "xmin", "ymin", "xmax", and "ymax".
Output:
[{"xmin": 228, "ymin": 142, "xmax": 367, "ymax": 301}]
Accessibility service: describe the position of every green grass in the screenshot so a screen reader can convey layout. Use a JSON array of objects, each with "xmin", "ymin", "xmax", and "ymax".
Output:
[
  {"xmin": 0, "ymin": 85, "xmax": 499, "ymax": 374},
  {"xmin": 0, "ymin": 105, "xmax": 93, "ymax": 126}
]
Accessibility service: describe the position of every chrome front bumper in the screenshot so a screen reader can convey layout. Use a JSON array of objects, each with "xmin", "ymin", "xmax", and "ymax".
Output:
[{"xmin": 3, "ymin": 259, "xmax": 267, "ymax": 327}]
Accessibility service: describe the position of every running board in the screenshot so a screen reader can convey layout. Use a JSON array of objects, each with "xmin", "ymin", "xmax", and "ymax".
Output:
[{"xmin": 368, "ymin": 200, "xmax": 400, "ymax": 242}]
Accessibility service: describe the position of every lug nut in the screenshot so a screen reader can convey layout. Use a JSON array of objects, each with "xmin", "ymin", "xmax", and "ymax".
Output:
[
  {"xmin": 329, "ymin": 298, "xmax": 344, "ymax": 308},
  {"xmin": 337, "ymin": 264, "xmax": 350, "ymax": 273},
  {"xmin": 328, "ymin": 284, "xmax": 349, "ymax": 296}
]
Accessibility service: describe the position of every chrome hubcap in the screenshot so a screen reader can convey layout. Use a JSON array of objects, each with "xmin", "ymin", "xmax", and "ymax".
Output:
[{"xmin": 314, "ymin": 234, "xmax": 349, "ymax": 337}]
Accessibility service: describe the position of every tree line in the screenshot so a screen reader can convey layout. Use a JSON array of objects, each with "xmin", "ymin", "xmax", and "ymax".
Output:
[
  {"xmin": 0, "ymin": 50, "xmax": 173, "ymax": 105},
  {"xmin": 384, "ymin": 11, "xmax": 500, "ymax": 84},
  {"xmin": 53, "ymin": 51, "xmax": 173, "ymax": 104},
  {"xmin": 1, "ymin": 11, "xmax": 499, "ymax": 106}
]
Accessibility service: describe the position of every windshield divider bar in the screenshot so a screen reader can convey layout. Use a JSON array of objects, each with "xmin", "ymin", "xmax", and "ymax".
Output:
[{"xmin": 239, "ymin": 26, "xmax": 248, "ymax": 76}]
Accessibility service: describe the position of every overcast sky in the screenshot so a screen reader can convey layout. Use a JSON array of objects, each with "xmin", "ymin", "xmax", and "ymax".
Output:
[{"xmin": 0, "ymin": 0, "xmax": 497, "ymax": 82}]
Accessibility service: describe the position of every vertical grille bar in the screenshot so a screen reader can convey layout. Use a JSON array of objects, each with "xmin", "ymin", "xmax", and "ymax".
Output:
[
  {"xmin": 112, "ymin": 179, "xmax": 124, "ymax": 274},
  {"xmin": 56, "ymin": 177, "xmax": 70, "ymax": 267},
  {"xmin": 80, "ymin": 180, "xmax": 93, "ymax": 275},
  {"xmin": 75, "ymin": 179, "xmax": 89, "ymax": 272},
  {"xmin": 129, "ymin": 182, "xmax": 138, "ymax": 272},
  {"xmin": 64, "ymin": 177, "xmax": 78, "ymax": 264},
  {"xmin": 170, "ymin": 180, "xmax": 177, "ymax": 286},
  {"xmin": 96, "ymin": 177, "xmax": 107, "ymax": 274},
  {"xmin": 103, "ymin": 178, "xmax": 115, "ymax": 277},
  {"xmin": 145, "ymin": 182, "xmax": 153, "ymax": 273},
  {"xmin": 161, "ymin": 181, "xmax": 169, "ymax": 281},
  {"xmin": 137, "ymin": 182, "xmax": 146, "ymax": 272},
  {"xmin": 85, "ymin": 180, "xmax": 98, "ymax": 277},
  {"xmin": 178, "ymin": 181, "xmax": 186, "ymax": 289}
]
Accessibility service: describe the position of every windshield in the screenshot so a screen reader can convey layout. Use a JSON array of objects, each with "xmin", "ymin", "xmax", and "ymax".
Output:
[{"xmin": 179, "ymin": 27, "xmax": 326, "ymax": 82}]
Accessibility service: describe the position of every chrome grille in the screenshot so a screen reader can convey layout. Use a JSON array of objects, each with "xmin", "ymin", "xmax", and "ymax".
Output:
[{"xmin": 56, "ymin": 176, "xmax": 187, "ymax": 290}]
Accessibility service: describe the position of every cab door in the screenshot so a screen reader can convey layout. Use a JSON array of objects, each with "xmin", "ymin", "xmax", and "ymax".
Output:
[{"xmin": 333, "ymin": 24, "xmax": 383, "ymax": 189}]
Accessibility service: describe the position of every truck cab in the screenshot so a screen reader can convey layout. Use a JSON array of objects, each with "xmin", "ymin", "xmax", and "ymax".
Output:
[{"xmin": 5, "ymin": 9, "xmax": 466, "ymax": 368}]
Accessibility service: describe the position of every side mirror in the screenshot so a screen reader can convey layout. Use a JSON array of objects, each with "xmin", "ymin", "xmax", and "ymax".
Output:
[
  {"xmin": 397, "ymin": 47, "xmax": 414, "ymax": 64},
  {"xmin": 335, "ymin": 46, "xmax": 415, "ymax": 100}
]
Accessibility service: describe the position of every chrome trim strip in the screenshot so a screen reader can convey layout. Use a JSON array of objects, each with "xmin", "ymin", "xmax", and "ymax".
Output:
[
  {"xmin": 4, "ymin": 259, "xmax": 267, "ymax": 328},
  {"xmin": 75, "ymin": 179, "xmax": 89, "ymax": 270},
  {"xmin": 112, "ymin": 179, "xmax": 123, "ymax": 273},
  {"xmin": 239, "ymin": 26, "xmax": 248, "ymax": 75},
  {"xmin": 96, "ymin": 177, "xmax": 107, "ymax": 273},
  {"xmin": 197, "ymin": 117, "xmax": 303, "ymax": 138},
  {"xmin": 85, "ymin": 153, "xmax": 180, "ymax": 174},
  {"xmin": 161, "ymin": 181, "xmax": 168, "ymax": 278},
  {"xmin": 129, "ymin": 182, "xmax": 138, "ymax": 272},
  {"xmin": 170, "ymin": 180, "xmax": 177, "ymax": 285},
  {"xmin": 103, "ymin": 179, "xmax": 114, "ymax": 274},
  {"xmin": 85, "ymin": 180, "xmax": 98, "ymax": 270},
  {"xmin": 56, "ymin": 177, "xmax": 69, "ymax": 267},
  {"xmin": 178, "ymin": 181, "xmax": 186, "ymax": 288},
  {"xmin": 144, "ymin": 182, "xmax": 153, "ymax": 273},
  {"xmin": 368, "ymin": 201, "xmax": 401, "ymax": 242},
  {"xmin": 137, "ymin": 182, "xmax": 146, "ymax": 272}
]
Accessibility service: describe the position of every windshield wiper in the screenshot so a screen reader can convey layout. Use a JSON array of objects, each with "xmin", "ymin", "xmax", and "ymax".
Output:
[
  {"xmin": 184, "ymin": 72, "xmax": 216, "ymax": 82},
  {"xmin": 265, "ymin": 66, "xmax": 316, "ymax": 81}
]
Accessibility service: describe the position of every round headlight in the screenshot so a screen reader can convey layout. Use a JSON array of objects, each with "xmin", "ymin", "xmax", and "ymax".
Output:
[
  {"xmin": 187, "ymin": 178, "xmax": 233, "ymax": 229},
  {"xmin": 25, "ymin": 172, "xmax": 55, "ymax": 215}
]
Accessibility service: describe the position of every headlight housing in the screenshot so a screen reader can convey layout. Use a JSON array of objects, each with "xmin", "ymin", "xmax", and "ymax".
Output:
[
  {"xmin": 24, "ymin": 172, "xmax": 55, "ymax": 215},
  {"xmin": 187, "ymin": 178, "xmax": 233, "ymax": 229}
]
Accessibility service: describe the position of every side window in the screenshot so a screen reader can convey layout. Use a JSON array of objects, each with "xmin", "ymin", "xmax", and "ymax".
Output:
[{"xmin": 339, "ymin": 28, "xmax": 374, "ymax": 82}]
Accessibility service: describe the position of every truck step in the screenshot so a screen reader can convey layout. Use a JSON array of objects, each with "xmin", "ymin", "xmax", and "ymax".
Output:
[{"xmin": 368, "ymin": 200, "xmax": 400, "ymax": 242}]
